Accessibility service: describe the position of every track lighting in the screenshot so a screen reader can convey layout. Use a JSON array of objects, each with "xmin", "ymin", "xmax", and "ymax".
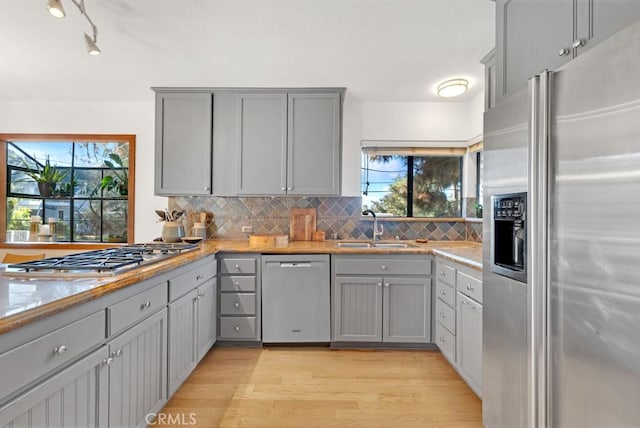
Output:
[
  {"xmin": 84, "ymin": 32, "xmax": 101, "ymax": 55},
  {"xmin": 46, "ymin": 0, "xmax": 101, "ymax": 55},
  {"xmin": 47, "ymin": 0, "xmax": 66, "ymax": 18}
]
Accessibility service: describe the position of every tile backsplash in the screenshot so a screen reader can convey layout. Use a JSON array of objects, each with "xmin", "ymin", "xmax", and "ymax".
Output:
[{"xmin": 169, "ymin": 196, "xmax": 482, "ymax": 243}]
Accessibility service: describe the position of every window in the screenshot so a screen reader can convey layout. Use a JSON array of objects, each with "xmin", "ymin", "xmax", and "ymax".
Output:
[
  {"xmin": 361, "ymin": 149, "xmax": 463, "ymax": 217},
  {"xmin": 1, "ymin": 134, "xmax": 135, "ymax": 244}
]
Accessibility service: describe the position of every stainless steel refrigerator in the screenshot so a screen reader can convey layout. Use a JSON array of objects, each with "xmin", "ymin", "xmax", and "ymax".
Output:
[{"xmin": 483, "ymin": 19, "xmax": 640, "ymax": 428}]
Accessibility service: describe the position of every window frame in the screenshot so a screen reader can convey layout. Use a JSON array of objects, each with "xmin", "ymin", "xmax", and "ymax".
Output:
[
  {"xmin": 0, "ymin": 133, "xmax": 136, "ymax": 246},
  {"xmin": 361, "ymin": 150, "xmax": 464, "ymax": 218}
]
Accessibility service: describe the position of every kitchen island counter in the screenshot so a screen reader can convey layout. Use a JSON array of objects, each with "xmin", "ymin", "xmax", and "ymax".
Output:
[{"xmin": 0, "ymin": 240, "xmax": 481, "ymax": 335}]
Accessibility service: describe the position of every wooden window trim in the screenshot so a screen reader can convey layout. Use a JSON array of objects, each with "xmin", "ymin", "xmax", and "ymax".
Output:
[{"xmin": 0, "ymin": 133, "xmax": 136, "ymax": 246}]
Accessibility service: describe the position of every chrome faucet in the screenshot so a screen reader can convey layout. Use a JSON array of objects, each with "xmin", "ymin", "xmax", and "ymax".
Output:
[{"xmin": 362, "ymin": 209, "xmax": 384, "ymax": 242}]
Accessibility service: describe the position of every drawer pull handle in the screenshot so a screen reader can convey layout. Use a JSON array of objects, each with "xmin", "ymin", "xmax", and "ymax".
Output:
[
  {"xmin": 234, "ymin": 325, "xmax": 240, "ymax": 332},
  {"xmin": 234, "ymin": 264, "xmax": 240, "ymax": 269},
  {"xmin": 440, "ymin": 336, "xmax": 446, "ymax": 343},
  {"xmin": 53, "ymin": 345, "xmax": 68, "ymax": 356},
  {"xmin": 377, "ymin": 282, "xmax": 382, "ymax": 287},
  {"xmin": 114, "ymin": 349, "xmax": 122, "ymax": 358},
  {"xmin": 380, "ymin": 265, "xmax": 387, "ymax": 270},
  {"xmin": 439, "ymin": 312, "xmax": 446, "ymax": 318},
  {"xmin": 234, "ymin": 302, "xmax": 240, "ymax": 308},
  {"xmin": 466, "ymin": 285, "xmax": 474, "ymax": 291},
  {"xmin": 384, "ymin": 283, "xmax": 389, "ymax": 287},
  {"xmin": 196, "ymin": 274, "xmax": 203, "ymax": 280},
  {"xmin": 102, "ymin": 357, "xmax": 114, "ymax": 367},
  {"xmin": 572, "ymin": 39, "xmax": 585, "ymax": 49},
  {"xmin": 140, "ymin": 301, "xmax": 152, "ymax": 310},
  {"xmin": 440, "ymin": 271, "xmax": 446, "ymax": 276},
  {"xmin": 234, "ymin": 281, "xmax": 239, "ymax": 286},
  {"xmin": 440, "ymin": 289, "xmax": 446, "ymax": 295}
]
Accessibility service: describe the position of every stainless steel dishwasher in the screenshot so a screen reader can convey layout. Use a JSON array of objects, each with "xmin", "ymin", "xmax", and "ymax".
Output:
[{"xmin": 261, "ymin": 254, "xmax": 330, "ymax": 342}]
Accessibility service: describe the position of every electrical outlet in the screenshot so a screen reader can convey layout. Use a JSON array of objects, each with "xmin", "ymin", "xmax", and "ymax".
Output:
[{"xmin": 241, "ymin": 226, "xmax": 254, "ymax": 233}]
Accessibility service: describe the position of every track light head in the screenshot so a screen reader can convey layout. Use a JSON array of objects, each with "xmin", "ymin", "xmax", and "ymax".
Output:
[
  {"xmin": 47, "ymin": 0, "xmax": 66, "ymax": 18},
  {"xmin": 84, "ymin": 32, "xmax": 101, "ymax": 55}
]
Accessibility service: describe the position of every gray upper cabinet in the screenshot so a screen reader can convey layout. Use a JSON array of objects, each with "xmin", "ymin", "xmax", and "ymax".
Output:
[
  {"xmin": 496, "ymin": 0, "xmax": 573, "ymax": 102},
  {"xmin": 236, "ymin": 93, "xmax": 288, "ymax": 195},
  {"xmin": 576, "ymin": 0, "xmax": 640, "ymax": 55},
  {"xmin": 286, "ymin": 92, "xmax": 341, "ymax": 195},
  {"xmin": 237, "ymin": 90, "xmax": 342, "ymax": 196},
  {"xmin": 154, "ymin": 91, "xmax": 213, "ymax": 196},
  {"xmin": 495, "ymin": 0, "xmax": 640, "ymax": 103}
]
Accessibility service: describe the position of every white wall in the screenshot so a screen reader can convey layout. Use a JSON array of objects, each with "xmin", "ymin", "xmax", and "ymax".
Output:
[
  {"xmin": 0, "ymin": 99, "xmax": 165, "ymax": 242},
  {"xmin": 343, "ymin": 92, "xmax": 486, "ymax": 197}
]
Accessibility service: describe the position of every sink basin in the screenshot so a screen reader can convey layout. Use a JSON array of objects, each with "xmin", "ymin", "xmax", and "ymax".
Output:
[
  {"xmin": 336, "ymin": 242, "xmax": 372, "ymax": 248},
  {"xmin": 372, "ymin": 243, "xmax": 412, "ymax": 248}
]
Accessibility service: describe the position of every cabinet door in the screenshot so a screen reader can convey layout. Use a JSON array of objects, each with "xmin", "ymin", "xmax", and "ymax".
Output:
[
  {"xmin": 287, "ymin": 92, "xmax": 341, "ymax": 195},
  {"xmin": 168, "ymin": 289, "xmax": 198, "ymax": 396},
  {"xmin": 457, "ymin": 293, "xmax": 483, "ymax": 396},
  {"xmin": 196, "ymin": 279, "xmax": 217, "ymax": 361},
  {"xmin": 496, "ymin": 0, "xmax": 573, "ymax": 102},
  {"xmin": 576, "ymin": 0, "xmax": 640, "ymax": 55},
  {"xmin": 108, "ymin": 309, "xmax": 167, "ymax": 428},
  {"xmin": 332, "ymin": 276, "xmax": 382, "ymax": 342},
  {"xmin": 155, "ymin": 92, "xmax": 213, "ymax": 195},
  {"xmin": 383, "ymin": 277, "xmax": 431, "ymax": 343},
  {"xmin": 0, "ymin": 347, "xmax": 109, "ymax": 428},
  {"xmin": 236, "ymin": 93, "xmax": 287, "ymax": 195}
]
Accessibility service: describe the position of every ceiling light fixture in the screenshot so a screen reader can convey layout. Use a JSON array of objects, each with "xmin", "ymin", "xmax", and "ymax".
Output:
[
  {"xmin": 437, "ymin": 78, "xmax": 469, "ymax": 98},
  {"xmin": 46, "ymin": 0, "xmax": 101, "ymax": 55}
]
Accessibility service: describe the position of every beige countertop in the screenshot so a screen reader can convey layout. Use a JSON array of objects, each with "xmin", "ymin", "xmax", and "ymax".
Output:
[{"xmin": 0, "ymin": 240, "xmax": 481, "ymax": 335}]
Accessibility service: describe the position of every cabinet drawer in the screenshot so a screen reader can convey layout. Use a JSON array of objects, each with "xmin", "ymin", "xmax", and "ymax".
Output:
[
  {"xmin": 457, "ymin": 271, "xmax": 483, "ymax": 303},
  {"xmin": 169, "ymin": 260, "xmax": 217, "ymax": 301},
  {"xmin": 0, "ymin": 311, "xmax": 105, "ymax": 402},
  {"xmin": 334, "ymin": 257, "xmax": 430, "ymax": 276},
  {"xmin": 435, "ymin": 281, "xmax": 456, "ymax": 308},
  {"xmin": 109, "ymin": 282, "xmax": 168, "ymax": 336},
  {"xmin": 435, "ymin": 320, "xmax": 456, "ymax": 363},
  {"xmin": 219, "ymin": 316, "xmax": 257, "ymax": 339},
  {"xmin": 435, "ymin": 261, "xmax": 456, "ymax": 287},
  {"xmin": 220, "ymin": 258, "xmax": 256, "ymax": 274},
  {"xmin": 220, "ymin": 293, "xmax": 256, "ymax": 315},
  {"xmin": 435, "ymin": 298, "xmax": 456, "ymax": 335},
  {"xmin": 220, "ymin": 276, "xmax": 256, "ymax": 292}
]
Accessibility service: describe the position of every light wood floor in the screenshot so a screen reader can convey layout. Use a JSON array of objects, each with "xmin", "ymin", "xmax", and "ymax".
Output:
[{"xmin": 159, "ymin": 347, "xmax": 482, "ymax": 428}]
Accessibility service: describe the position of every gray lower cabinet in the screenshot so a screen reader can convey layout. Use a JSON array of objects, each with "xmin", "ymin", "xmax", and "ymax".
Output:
[
  {"xmin": 457, "ymin": 292, "xmax": 483, "ymax": 396},
  {"xmin": 154, "ymin": 91, "xmax": 213, "ymax": 196},
  {"xmin": 167, "ymin": 256, "xmax": 218, "ymax": 395},
  {"xmin": 383, "ymin": 277, "xmax": 431, "ymax": 343},
  {"xmin": 196, "ymin": 279, "xmax": 217, "ymax": 361},
  {"xmin": 332, "ymin": 276, "xmax": 382, "ymax": 342},
  {"xmin": 434, "ymin": 256, "xmax": 483, "ymax": 397},
  {"xmin": 332, "ymin": 255, "xmax": 432, "ymax": 344},
  {"xmin": 0, "ymin": 347, "xmax": 109, "ymax": 428},
  {"xmin": 168, "ymin": 289, "xmax": 198, "ymax": 397},
  {"xmin": 107, "ymin": 308, "xmax": 168, "ymax": 428},
  {"xmin": 217, "ymin": 254, "xmax": 261, "ymax": 342}
]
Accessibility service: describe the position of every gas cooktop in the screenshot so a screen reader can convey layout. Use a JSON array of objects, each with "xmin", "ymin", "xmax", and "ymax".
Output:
[{"xmin": 4, "ymin": 243, "xmax": 199, "ymax": 277}]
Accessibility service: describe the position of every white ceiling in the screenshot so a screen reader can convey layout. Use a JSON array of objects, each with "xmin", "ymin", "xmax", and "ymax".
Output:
[{"xmin": 0, "ymin": 0, "xmax": 494, "ymax": 102}]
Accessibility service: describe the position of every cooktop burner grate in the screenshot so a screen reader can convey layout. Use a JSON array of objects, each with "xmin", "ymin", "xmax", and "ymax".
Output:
[{"xmin": 7, "ymin": 243, "xmax": 199, "ymax": 273}]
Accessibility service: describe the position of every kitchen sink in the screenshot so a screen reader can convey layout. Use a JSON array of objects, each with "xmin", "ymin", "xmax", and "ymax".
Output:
[
  {"xmin": 336, "ymin": 242, "xmax": 372, "ymax": 248},
  {"xmin": 335, "ymin": 242, "xmax": 414, "ymax": 249},
  {"xmin": 372, "ymin": 243, "xmax": 412, "ymax": 248}
]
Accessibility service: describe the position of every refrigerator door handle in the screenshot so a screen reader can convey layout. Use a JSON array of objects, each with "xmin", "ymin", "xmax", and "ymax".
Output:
[{"xmin": 528, "ymin": 70, "xmax": 552, "ymax": 428}]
